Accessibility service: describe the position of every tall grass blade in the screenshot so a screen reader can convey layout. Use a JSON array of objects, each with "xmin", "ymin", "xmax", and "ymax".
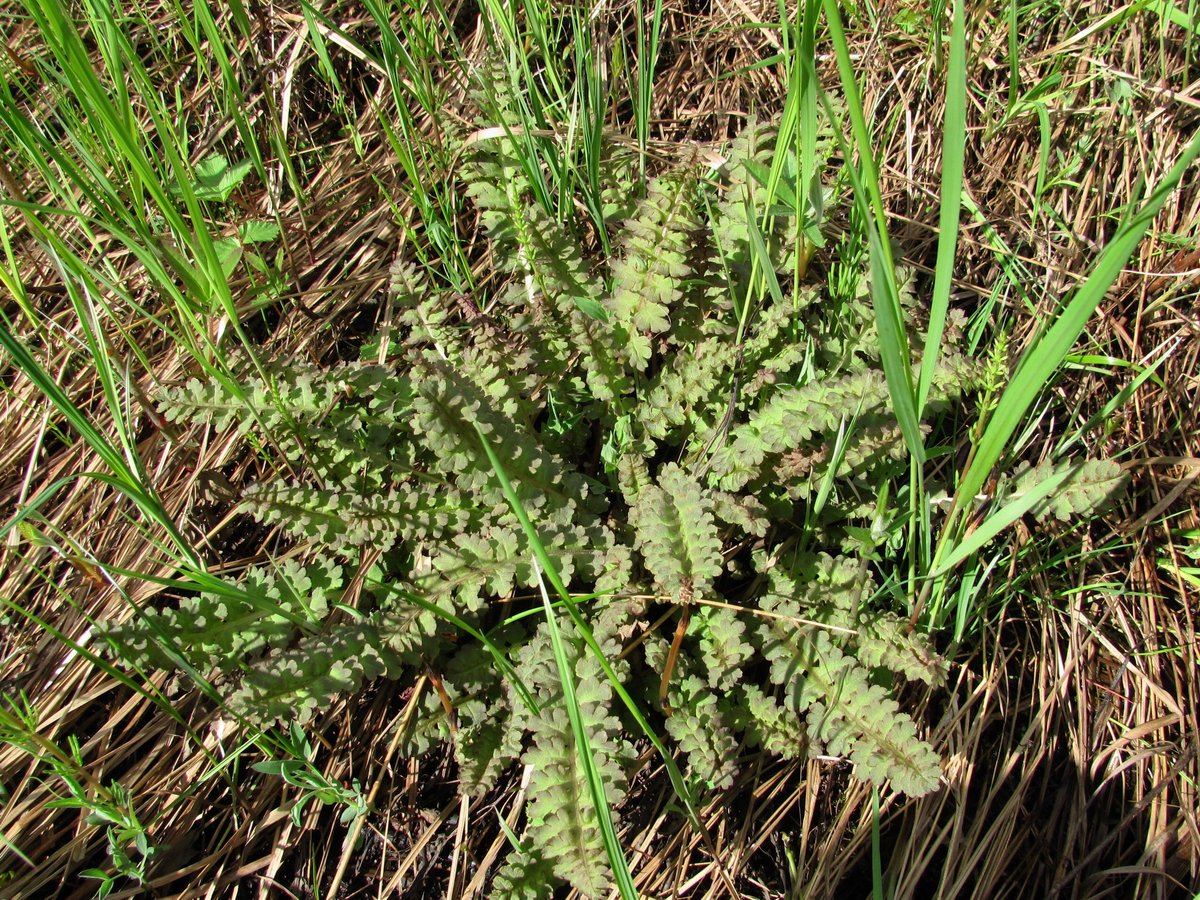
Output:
[
  {"xmin": 0, "ymin": 322, "xmax": 198, "ymax": 567},
  {"xmin": 634, "ymin": 0, "xmax": 665, "ymax": 177},
  {"xmin": 476, "ymin": 427, "xmax": 636, "ymax": 898},
  {"xmin": 933, "ymin": 462, "xmax": 1082, "ymax": 576},
  {"xmin": 952, "ymin": 130, "xmax": 1200, "ymax": 514},
  {"xmin": 820, "ymin": 0, "xmax": 924, "ymax": 462},
  {"xmin": 917, "ymin": 0, "xmax": 967, "ymax": 414}
]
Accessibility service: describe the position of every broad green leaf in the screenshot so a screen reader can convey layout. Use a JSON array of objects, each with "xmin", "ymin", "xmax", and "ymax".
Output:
[
  {"xmin": 238, "ymin": 220, "xmax": 281, "ymax": 244},
  {"xmin": 574, "ymin": 297, "xmax": 610, "ymax": 322},
  {"xmin": 213, "ymin": 237, "xmax": 242, "ymax": 278},
  {"xmin": 177, "ymin": 154, "xmax": 254, "ymax": 202}
]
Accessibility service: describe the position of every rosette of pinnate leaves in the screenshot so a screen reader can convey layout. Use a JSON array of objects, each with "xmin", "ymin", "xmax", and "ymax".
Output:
[{"xmin": 104, "ymin": 115, "xmax": 1125, "ymax": 897}]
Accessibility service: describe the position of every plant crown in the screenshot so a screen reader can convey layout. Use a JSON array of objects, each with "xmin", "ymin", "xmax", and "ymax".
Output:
[{"xmin": 103, "ymin": 114, "xmax": 1126, "ymax": 897}]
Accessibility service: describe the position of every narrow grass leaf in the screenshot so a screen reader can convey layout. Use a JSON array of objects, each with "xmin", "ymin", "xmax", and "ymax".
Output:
[
  {"xmin": 366, "ymin": 577, "xmax": 538, "ymax": 716},
  {"xmin": 474, "ymin": 424, "xmax": 732, "ymax": 891},
  {"xmin": 0, "ymin": 322, "xmax": 198, "ymax": 566},
  {"xmin": 476, "ymin": 427, "xmax": 636, "ymax": 899},
  {"xmin": 1061, "ymin": 349, "xmax": 1171, "ymax": 452},
  {"xmin": 935, "ymin": 462, "xmax": 1094, "ymax": 576},
  {"xmin": 820, "ymin": 2, "xmax": 925, "ymax": 461},
  {"xmin": 866, "ymin": 227, "xmax": 925, "ymax": 463},
  {"xmin": 918, "ymin": 0, "xmax": 967, "ymax": 414},
  {"xmin": 954, "ymin": 129, "xmax": 1200, "ymax": 511},
  {"xmin": 634, "ymin": 0, "xmax": 666, "ymax": 176},
  {"xmin": 744, "ymin": 194, "xmax": 785, "ymax": 311}
]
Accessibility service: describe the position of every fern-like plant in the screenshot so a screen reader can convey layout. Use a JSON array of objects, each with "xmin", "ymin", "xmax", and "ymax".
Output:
[{"xmin": 103, "ymin": 114, "xmax": 1126, "ymax": 897}]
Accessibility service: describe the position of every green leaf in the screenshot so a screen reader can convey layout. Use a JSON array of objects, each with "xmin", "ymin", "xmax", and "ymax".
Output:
[
  {"xmin": 952, "ymin": 128, "xmax": 1200, "ymax": 513},
  {"xmin": 238, "ymin": 219, "xmax": 281, "ymax": 244},
  {"xmin": 213, "ymin": 237, "xmax": 242, "ymax": 278},
  {"xmin": 574, "ymin": 297, "xmax": 610, "ymax": 322},
  {"xmin": 819, "ymin": 3, "xmax": 925, "ymax": 462},
  {"xmin": 917, "ymin": 0, "xmax": 967, "ymax": 415},
  {"xmin": 177, "ymin": 154, "xmax": 254, "ymax": 202},
  {"xmin": 477, "ymin": 431, "xmax": 637, "ymax": 899},
  {"xmin": 934, "ymin": 459, "xmax": 1126, "ymax": 576},
  {"xmin": 743, "ymin": 157, "xmax": 799, "ymax": 211}
]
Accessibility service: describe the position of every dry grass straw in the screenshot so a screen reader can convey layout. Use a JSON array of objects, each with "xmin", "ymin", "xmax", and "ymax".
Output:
[{"xmin": 1, "ymin": 0, "xmax": 1197, "ymax": 897}]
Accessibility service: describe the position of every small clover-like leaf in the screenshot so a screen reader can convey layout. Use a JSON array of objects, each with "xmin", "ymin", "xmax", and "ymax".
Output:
[{"xmin": 184, "ymin": 154, "xmax": 253, "ymax": 201}]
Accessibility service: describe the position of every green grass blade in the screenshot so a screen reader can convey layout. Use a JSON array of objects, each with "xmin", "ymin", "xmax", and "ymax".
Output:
[
  {"xmin": 0, "ymin": 321, "xmax": 198, "ymax": 567},
  {"xmin": 364, "ymin": 578, "xmax": 539, "ymax": 716},
  {"xmin": 865, "ymin": 226, "xmax": 925, "ymax": 463},
  {"xmin": 820, "ymin": 0, "xmax": 925, "ymax": 462},
  {"xmin": 634, "ymin": 0, "xmax": 665, "ymax": 177},
  {"xmin": 796, "ymin": 0, "xmax": 822, "ymax": 283},
  {"xmin": 917, "ymin": 0, "xmax": 967, "ymax": 414},
  {"xmin": 953, "ymin": 129, "xmax": 1200, "ymax": 512},
  {"xmin": 1060, "ymin": 351, "xmax": 1171, "ymax": 453},
  {"xmin": 933, "ymin": 462, "xmax": 1082, "ymax": 577},
  {"xmin": 743, "ymin": 193, "xmax": 786, "ymax": 313},
  {"xmin": 533, "ymin": 569, "xmax": 637, "ymax": 899},
  {"xmin": 476, "ymin": 427, "xmax": 636, "ymax": 898}
]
